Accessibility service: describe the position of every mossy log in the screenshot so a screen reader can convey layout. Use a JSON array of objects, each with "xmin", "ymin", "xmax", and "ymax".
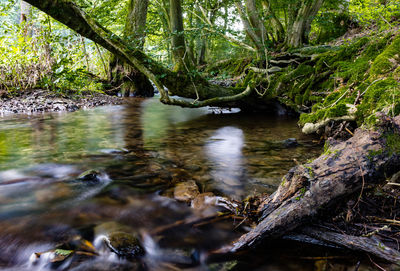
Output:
[{"xmin": 215, "ymin": 115, "xmax": 400, "ymax": 263}]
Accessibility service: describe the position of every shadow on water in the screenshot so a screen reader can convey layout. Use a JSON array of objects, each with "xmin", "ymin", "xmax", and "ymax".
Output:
[{"xmin": 0, "ymin": 97, "xmax": 363, "ymax": 270}]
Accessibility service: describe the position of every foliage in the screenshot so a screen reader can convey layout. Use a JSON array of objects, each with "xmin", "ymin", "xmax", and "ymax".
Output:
[
  {"xmin": 0, "ymin": 1, "xmax": 106, "ymax": 94},
  {"xmin": 349, "ymin": 0, "xmax": 400, "ymax": 29}
]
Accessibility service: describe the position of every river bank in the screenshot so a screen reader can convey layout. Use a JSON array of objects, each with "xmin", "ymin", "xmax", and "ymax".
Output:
[{"xmin": 0, "ymin": 89, "xmax": 124, "ymax": 115}]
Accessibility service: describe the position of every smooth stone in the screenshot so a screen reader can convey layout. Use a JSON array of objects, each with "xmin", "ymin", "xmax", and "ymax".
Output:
[
  {"xmin": 173, "ymin": 180, "xmax": 200, "ymax": 202},
  {"xmin": 281, "ymin": 138, "xmax": 298, "ymax": 148},
  {"xmin": 77, "ymin": 170, "xmax": 101, "ymax": 182},
  {"xmin": 104, "ymin": 232, "xmax": 144, "ymax": 258}
]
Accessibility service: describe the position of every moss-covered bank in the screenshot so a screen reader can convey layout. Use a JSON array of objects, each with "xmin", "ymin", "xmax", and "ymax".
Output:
[
  {"xmin": 299, "ymin": 32, "xmax": 400, "ymax": 128},
  {"xmin": 212, "ymin": 30, "xmax": 400, "ymax": 131}
]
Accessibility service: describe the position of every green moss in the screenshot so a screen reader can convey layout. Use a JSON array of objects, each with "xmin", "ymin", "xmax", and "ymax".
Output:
[
  {"xmin": 281, "ymin": 176, "xmax": 287, "ymax": 186},
  {"xmin": 295, "ymin": 187, "xmax": 307, "ymax": 200},
  {"xmin": 295, "ymin": 94, "xmax": 303, "ymax": 105},
  {"xmin": 370, "ymin": 35, "xmax": 400, "ymax": 76},
  {"xmin": 385, "ymin": 132, "xmax": 400, "ymax": 155},
  {"xmin": 299, "ymin": 33, "xmax": 400, "ymax": 128},
  {"xmin": 356, "ymin": 78, "xmax": 400, "ymax": 125},
  {"xmin": 54, "ymin": 249, "xmax": 74, "ymax": 257},
  {"xmin": 291, "ymin": 45, "xmax": 337, "ymax": 55},
  {"xmin": 394, "ymin": 66, "xmax": 400, "ymax": 80},
  {"xmin": 327, "ymin": 103, "xmax": 349, "ymax": 118},
  {"xmin": 299, "ymin": 95, "xmax": 351, "ymax": 125},
  {"xmin": 204, "ymin": 57, "xmax": 253, "ymax": 78}
]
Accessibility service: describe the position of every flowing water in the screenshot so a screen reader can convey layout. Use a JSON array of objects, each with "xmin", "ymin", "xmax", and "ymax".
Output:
[{"xmin": 0, "ymin": 98, "xmax": 362, "ymax": 270}]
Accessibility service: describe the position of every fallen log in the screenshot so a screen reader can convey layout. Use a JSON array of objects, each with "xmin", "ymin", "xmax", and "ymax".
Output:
[{"xmin": 215, "ymin": 114, "xmax": 400, "ymax": 262}]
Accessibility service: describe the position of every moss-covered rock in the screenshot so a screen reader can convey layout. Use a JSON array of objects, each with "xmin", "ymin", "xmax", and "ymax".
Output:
[{"xmin": 105, "ymin": 231, "xmax": 144, "ymax": 259}]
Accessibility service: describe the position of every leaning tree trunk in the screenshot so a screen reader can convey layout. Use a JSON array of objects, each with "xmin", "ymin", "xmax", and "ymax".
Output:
[
  {"xmin": 109, "ymin": 0, "xmax": 154, "ymax": 97},
  {"xmin": 261, "ymin": 0, "xmax": 285, "ymax": 43},
  {"xmin": 245, "ymin": 0, "xmax": 269, "ymax": 48},
  {"xmin": 23, "ymin": 0, "xmax": 256, "ymax": 108}
]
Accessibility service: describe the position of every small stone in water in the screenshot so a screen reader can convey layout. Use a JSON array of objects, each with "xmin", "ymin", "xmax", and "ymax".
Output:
[
  {"xmin": 282, "ymin": 138, "xmax": 298, "ymax": 148},
  {"xmin": 105, "ymin": 232, "xmax": 144, "ymax": 258},
  {"xmin": 174, "ymin": 180, "xmax": 200, "ymax": 202},
  {"xmin": 78, "ymin": 170, "xmax": 101, "ymax": 182}
]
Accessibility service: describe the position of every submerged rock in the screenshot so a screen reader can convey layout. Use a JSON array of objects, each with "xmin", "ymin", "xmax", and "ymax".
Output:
[
  {"xmin": 281, "ymin": 138, "xmax": 298, "ymax": 148},
  {"xmin": 191, "ymin": 192, "xmax": 216, "ymax": 210},
  {"xmin": 173, "ymin": 180, "xmax": 200, "ymax": 202},
  {"xmin": 77, "ymin": 170, "xmax": 102, "ymax": 182},
  {"xmin": 104, "ymin": 232, "xmax": 144, "ymax": 259}
]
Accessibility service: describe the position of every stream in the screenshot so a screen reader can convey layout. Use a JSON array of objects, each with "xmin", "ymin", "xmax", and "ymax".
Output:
[{"xmin": 0, "ymin": 98, "xmax": 364, "ymax": 270}]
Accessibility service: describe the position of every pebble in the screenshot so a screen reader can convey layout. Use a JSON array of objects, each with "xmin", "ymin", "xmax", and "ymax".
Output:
[
  {"xmin": 104, "ymin": 232, "xmax": 144, "ymax": 258},
  {"xmin": 173, "ymin": 180, "xmax": 200, "ymax": 202}
]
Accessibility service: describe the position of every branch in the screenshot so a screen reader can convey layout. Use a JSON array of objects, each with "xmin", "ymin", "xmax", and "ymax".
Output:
[
  {"xmin": 162, "ymin": 85, "xmax": 252, "ymax": 108},
  {"xmin": 188, "ymin": 8, "xmax": 256, "ymax": 52}
]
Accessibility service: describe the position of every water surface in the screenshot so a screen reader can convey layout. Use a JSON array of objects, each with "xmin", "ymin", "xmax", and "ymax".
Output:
[{"xmin": 0, "ymin": 98, "xmax": 326, "ymax": 270}]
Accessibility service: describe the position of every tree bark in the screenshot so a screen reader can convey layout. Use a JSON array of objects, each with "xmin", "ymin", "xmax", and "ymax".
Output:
[
  {"xmin": 261, "ymin": 0, "xmax": 284, "ymax": 43},
  {"xmin": 170, "ymin": 0, "xmax": 191, "ymax": 72},
  {"xmin": 245, "ymin": 0, "xmax": 269, "ymax": 46},
  {"xmin": 286, "ymin": 0, "xmax": 324, "ymax": 48},
  {"xmin": 109, "ymin": 0, "xmax": 154, "ymax": 97},
  {"xmin": 235, "ymin": 0, "xmax": 264, "ymax": 58},
  {"xmin": 300, "ymin": 227, "xmax": 400, "ymax": 263},
  {"xmin": 20, "ymin": 0, "xmax": 32, "ymax": 36}
]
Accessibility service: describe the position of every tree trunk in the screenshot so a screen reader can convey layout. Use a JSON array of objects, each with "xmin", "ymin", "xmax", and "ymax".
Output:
[
  {"xmin": 245, "ymin": 0, "xmax": 269, "ymax": 46},
  {"xmin": 286, "ymin": 0, "xmax": 324, "ymax": 48},
  {"xmin": 20, "ymin": 0, "xmax": 32, "ymax": 36},
  {"xmin": 261, "ymin": 0, "xmax": 284, "ymax": 43},
  {"xmin": 109, "ymin": 0, "xmax": 154, "ymax": 97},
  {"xmin": 170, "ymin": 0, "xmax": 191, "ymax": 72},
  {"xmin": 235, "ymin": 0, "xmax": 264, "ymax": 58}
]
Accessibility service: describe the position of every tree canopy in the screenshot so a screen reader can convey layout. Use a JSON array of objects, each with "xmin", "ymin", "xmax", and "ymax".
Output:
[{"xmin": 0, "ymin": 0, "xmax": 399, "ymax": 109}]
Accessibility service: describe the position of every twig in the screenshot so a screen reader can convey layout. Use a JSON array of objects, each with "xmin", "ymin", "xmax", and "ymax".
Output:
[
  {"xmin": 360, "ymin": 78, "xmax": 385, "ymax": 97},
  {"xmin": 362, "ymin": 225, "xmax": 390, "ymax": 237},
  {"xmin": 345, "ymin": 127, "xmax": 354, "ymax": 136},
  {"xmin": 367, "ymin": 217, "xmax": 400, "ymax": 226},
  {"xmin": 351, "ymin": 145, "xmax": 365, "ymax": 209},
  {"xmin": 367, "ymin": 254, "xmax": 387, "ymax": 271}
]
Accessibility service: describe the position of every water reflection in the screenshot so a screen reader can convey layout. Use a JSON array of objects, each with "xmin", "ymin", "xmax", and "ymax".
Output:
[{"xmin": 205, "ymin": 126, "xmax": 245, "ymax": 199}]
